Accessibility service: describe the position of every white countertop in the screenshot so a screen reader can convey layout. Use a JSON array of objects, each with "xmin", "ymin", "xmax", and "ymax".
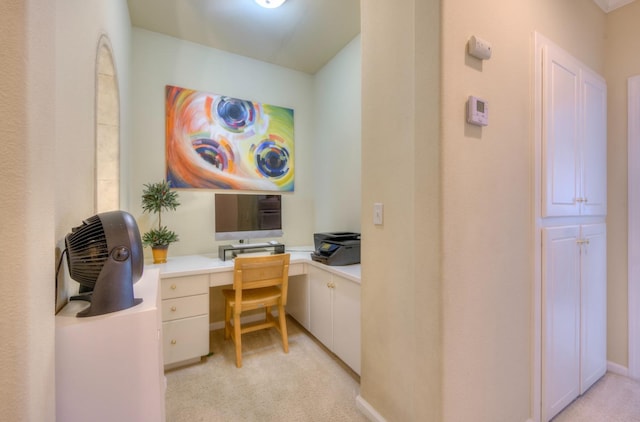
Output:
[{"xmin": 145, "ymin": 246, "xmax": 361, "ymax": 284}]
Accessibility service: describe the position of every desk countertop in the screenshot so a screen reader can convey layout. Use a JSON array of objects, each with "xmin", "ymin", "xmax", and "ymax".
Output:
[{"xmin": 145, "ymin": 247, "xmax": 361, "ymax": 284}]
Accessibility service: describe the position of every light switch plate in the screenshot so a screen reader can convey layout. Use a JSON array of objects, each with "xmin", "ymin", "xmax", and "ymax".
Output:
[{"xmin": 373, "ymin": 203, "xmax": 383, "ymax": 225}]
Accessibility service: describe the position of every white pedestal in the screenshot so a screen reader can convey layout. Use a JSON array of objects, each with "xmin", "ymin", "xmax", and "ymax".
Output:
[{"xmin": 56, "ymin": 269, "xmax": 165, "ymax": 422}]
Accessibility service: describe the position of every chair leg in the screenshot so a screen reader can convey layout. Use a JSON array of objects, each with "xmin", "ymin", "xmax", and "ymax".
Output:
[
  {"xmin": 234, "ymin": 311, "xmax": 242, "ymax": 368},
  {"xmin": 224, "ymin": 300, "xmax": 231, "ymax": 340},
  {"xmin": 265, "ymin": 305, "xmax": 271, "ymax": 322},
  {"xmin": 278, "ymin": 304, "xmax": 289, "ymax": 353}
]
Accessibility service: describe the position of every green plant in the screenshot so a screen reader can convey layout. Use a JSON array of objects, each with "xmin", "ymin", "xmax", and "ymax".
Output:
[{"xmin": 141, "ymin": 180, "xmax": 180, "ymax": 247}]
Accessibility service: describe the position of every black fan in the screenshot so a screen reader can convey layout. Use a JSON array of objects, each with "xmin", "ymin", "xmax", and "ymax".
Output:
[{"xmin": 64, "ymin": 210, "xmax": 143, "ymax": 317}]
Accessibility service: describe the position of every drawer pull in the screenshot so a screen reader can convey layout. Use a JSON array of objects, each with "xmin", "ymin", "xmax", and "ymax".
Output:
[
  {"xmin": 170, "ymin": 339, "xmax": 177, "ymax": 345},
  {"xmin": 171, "ymin": 306, "xmax": 177, "ymax": 312},
  {"xmin": 171, "ymin": 284, "xmax": 177, "ymax": 290}
]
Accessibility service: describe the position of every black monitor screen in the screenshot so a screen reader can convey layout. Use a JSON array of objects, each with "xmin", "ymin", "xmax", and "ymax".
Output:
[{"xmin": 214, "ymin": 194, "xmax": 282, "ymax": 241}]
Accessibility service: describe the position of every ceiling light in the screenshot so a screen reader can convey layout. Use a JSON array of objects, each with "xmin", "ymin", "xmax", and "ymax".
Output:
[{"xmin": 255, "ymin": 0, "xmax": 287, "ymax": 8}]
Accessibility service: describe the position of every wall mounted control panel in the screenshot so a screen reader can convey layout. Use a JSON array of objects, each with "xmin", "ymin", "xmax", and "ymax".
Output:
[
  {"xmin": 468, "ymin": 35, "xmax": 492, "ymax": 60},
  {"xmin": 467, "ymin": 95, "xmax": 489, "ymax": 126}
]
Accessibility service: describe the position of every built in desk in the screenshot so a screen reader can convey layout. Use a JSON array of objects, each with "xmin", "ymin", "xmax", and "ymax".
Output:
[{"xmin": 146, "ymin": 247, "xmax": 361, "ymax": 374}]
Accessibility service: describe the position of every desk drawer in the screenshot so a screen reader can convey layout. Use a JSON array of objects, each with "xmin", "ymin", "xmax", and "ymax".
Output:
[
  {"xmin": 162, "ymin": 294, "xmax": 208, "ymax": 322},
  {"xmin": 163, "ymin": 315, "xmax": 209, "ymax": 365},
  {"xmin": 161, "ymin": 274, "xmax": 208, "ymax": 299},
  {"xmin": 210, "ymin": 271, "xmax": 233, "ymax": 286}
]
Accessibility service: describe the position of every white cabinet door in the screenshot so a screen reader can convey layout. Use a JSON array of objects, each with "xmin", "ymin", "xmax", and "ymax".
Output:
[
  {"xmin": 308, "ymin": 266, "xmax": 362, "ymax": 375},
  {"xmin": 542, "ymin": 225, "xmax": 581, "ymax": 421},
  {"xmin": 580, "ymin": 71, "xmax": 607, "ymax": 216},
  {"xmin": 308, "ymin": 265, "xmax": 333, "ymax": 348},
  {"xmin": 331, "ymin": 275, "xmax": 361, "ymax": 374},
  {"xmin": 580, "ymin": 223, "xmax": 607, "ymax": 393},
  {"xmin": 542, "ymin": 44, "xmax": 607, "ymax": 217},
  {"xmin": 542, "ymin": 44, "xmax": 581, "ymax": 217},
  {"xmin": 542, "ymin": 223, "xmax": 607, "ymax": 420},
  {"xmin": 287, "ymin": 274, "xmax": 310, "ymax": 330},
  {"xmin": 163, "ymin": 314, "xmax": 210, "ymax": 365}
]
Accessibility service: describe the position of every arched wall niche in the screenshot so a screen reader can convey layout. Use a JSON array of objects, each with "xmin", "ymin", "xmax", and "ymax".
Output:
[{"xmin": 95, "ymin": 35, "xmax": 120, "ymax": 213}]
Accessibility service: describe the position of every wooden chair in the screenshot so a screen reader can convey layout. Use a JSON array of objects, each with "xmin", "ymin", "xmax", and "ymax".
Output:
[{"xmin": 222, "ymin": 253, "xmax": 290, "ymax": 368}]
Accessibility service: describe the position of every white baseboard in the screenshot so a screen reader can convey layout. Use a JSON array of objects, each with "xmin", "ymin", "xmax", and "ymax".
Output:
[
  {"xmin": 607, "ymin": 360, "xmax": 629, "ymax": 377},
  {"xmin": 355, "ymin": 395, "xmax": 387, "ymax": 422}
]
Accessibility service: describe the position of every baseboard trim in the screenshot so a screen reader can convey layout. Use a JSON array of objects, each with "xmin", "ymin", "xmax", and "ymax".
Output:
[
  {"xmin": 355, "ymin": 395, "xmax": 387, "ymax": 422},
  {"xmin": 354, "ymin": 394, "xmax": 534, "ymax": 422},
  {"xmin": 607, "ymin": 361, "xmax": 629, "ymax": 377}
]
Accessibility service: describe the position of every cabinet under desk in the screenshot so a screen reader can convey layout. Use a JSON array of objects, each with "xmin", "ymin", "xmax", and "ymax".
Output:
[{"xmin": 146, "ymin": 249, "xmax": 361, "ymax": 372}]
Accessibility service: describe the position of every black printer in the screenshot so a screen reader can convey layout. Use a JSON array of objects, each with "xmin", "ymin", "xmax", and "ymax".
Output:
[{"xmin": 310, "ymin": 232, "xmax": 361, "ymax": 266}]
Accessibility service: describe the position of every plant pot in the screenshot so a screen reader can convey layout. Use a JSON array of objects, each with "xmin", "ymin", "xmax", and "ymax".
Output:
[{"xmin": 151, "ymin": 245, "xmax": 169, "ymax": 264}]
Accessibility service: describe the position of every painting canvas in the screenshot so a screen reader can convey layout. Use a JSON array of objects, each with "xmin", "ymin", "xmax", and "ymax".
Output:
[{"xmin": 165, "ymin": 85, "xmax": 294, "ymax": 191}]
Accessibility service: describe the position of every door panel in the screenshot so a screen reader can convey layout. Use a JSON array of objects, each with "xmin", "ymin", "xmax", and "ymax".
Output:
[
  {"xmin": 542, "ymin": 225, "xmax": 581, "ymax": 421},
  {"xmin": 580, "ymin": 223, "xmax": 607, "ymax": 392}
]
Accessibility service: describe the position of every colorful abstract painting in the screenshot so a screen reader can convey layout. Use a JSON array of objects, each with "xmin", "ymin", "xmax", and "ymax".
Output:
[{"xmin": 165, "ymin": 85, "xmax": 294, "ymax": 191}]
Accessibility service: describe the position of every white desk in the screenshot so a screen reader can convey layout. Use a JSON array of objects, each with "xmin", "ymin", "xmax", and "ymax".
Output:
[
  {"xmin": 146, "ymin": 248, "xmax": 361, "ymax": 373},
  {"xmin": 146, "ymin": 249, "xmax": 361, "ymax": 284}
]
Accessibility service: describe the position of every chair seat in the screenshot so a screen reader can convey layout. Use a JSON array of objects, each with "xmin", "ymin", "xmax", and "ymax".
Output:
[{"xmin": 222, "ymin": 286, "xmax": 282, "ymax": 308}]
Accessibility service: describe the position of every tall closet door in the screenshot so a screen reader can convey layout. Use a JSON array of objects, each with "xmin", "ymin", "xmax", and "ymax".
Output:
[
  {"xmin": 580, "ymin": 223, "xmax": 607, "ymax": 392},
  {"xmin": 542, "ymin": 44, "xmax": 581, "ymax": 217},
  {"xmin": 580, "ymin": 70, "xmax": 607, "ymax": 216},
  {"xmin": 542, "ymin": 225, "xmax": 581, "ymax": 421}
]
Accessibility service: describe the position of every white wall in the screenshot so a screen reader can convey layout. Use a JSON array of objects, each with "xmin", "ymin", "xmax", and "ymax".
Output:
[
  {"xmin": 313, "ymin": 35, "xmax": 362, "ymax": 233},
  {"xmin": 129, "ymin": 29, "xmax": 361, "ymax": 258}
]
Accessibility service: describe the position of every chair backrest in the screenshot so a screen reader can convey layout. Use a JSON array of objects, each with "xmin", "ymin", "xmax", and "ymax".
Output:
[{"xmin": 233, "ymin": 253, "xmax": 290, "ymax": 303}]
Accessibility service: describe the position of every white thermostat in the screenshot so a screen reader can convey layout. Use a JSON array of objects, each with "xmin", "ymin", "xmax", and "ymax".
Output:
[{"xmin": 467, "ymin": 96, "xmax": 489, "ymax": 126}]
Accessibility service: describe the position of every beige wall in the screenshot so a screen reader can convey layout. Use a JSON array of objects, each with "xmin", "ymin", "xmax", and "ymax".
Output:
[
  {"xmin": 0, "ymin": 0, "xmax": 132, "ymax": 419},
  {"xmin": 361, "ymin": 0, "xmax": 607, "ymax": 421},
  {"xmin": 0, "ymin": 0, "xmax": 55, "ymax": 420},
  {"xmin": 55, "ymin": 0, "xmax": 132, "ymax": 303},
  {"xmin": 440, "ymin": 0, "xmax": 534, "ymax": 419},
  {"xmin": 360, "ymin": 0, "xmax": 442, "ymax": 420},
  {"xmin": 604, "ymin": 0, "xmax": 640, "ymax": 367}
]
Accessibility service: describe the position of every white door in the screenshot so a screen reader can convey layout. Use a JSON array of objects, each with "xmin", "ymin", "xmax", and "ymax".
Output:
[
  {"xmin": 580, "ymin": 223, "xmax": 607, "ymax": 392},
  {"xmin": 308, "ymin": 266, "xmax": 334, "ymax": 348},
  {"xmin": 542, "ymin": 225, "xmax": 581, "ymax": 421},
  {"xmin": 580, "ymin": 70, "xmax": 607, "ymax": 216},
  {"xmin": 628, "ymin": 75, "xmax": 640, "ymax": 380},
  {"xmin": 287, "ymin": 274, "xmax": 310, "ymax": 330},
  {"xmin": 331, "ymin": 275, "xmax": 361, "ymax": 374},
  {"xmin": 542, "ymin": 44, "xmax": 581, "ymax": 217}
]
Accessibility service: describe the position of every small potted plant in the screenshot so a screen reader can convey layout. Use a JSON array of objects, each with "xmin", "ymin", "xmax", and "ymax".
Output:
[{"xmin": 141, "ymin": 180, "xmax": 180, "ymax": 263}]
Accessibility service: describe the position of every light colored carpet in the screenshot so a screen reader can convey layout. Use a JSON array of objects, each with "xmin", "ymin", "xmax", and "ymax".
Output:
[
  {"xmin": 552, "ymin": 372, "xmax": 640, "ymax": 421},
  {"xmin": 165, "ymin": 318, "xmax": 368, "ymax": 422}
]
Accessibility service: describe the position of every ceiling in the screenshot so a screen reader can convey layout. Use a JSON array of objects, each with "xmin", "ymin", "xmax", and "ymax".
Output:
[
  {"xmin": 126, "ymin": 0, "xmax": 361, "ymax": 75},
  {"xmin": 127, "ymin": 0, "xmax": 635, "ymax": 75},
  {"xmin": 592, "ymin": 0, "xmax": 637, "ymax": 12}
]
